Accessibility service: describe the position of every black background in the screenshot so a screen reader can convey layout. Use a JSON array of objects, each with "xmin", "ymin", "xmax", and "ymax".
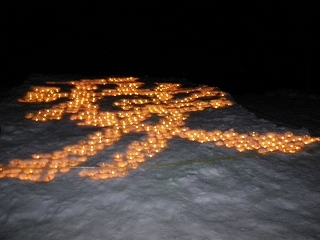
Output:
[{"xmin": 2, "ymin": 1, "xmax": 319, "ymax": 95}]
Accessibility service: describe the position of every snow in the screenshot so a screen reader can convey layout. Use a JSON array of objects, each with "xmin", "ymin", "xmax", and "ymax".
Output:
[{"xmin": 1, "ymin": 74, "xmax": 320, "ymax": 240}]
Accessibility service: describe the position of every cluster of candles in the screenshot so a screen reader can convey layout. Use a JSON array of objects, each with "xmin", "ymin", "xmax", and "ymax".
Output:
[
  {"xmin": 180, "ymin": 129, "xmax": 318, "ymax": 153},
  {"xmin": 0, "ymin": 77, "xmax": 319, "ymax": 182},
  {"xmin": 19, "ymin": 86, "xmax": 68, "ymax": 103}
]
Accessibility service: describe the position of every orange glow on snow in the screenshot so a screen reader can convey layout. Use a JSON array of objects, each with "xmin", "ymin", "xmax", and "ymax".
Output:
[{"xmin": 0, "ymin": 77, "xmax": 319, "ymax": 182}]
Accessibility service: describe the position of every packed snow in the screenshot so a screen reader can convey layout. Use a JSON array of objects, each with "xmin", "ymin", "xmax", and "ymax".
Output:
[{"xmin": 1, "ymin": 74, "xmax": 320, "ymax": 240}]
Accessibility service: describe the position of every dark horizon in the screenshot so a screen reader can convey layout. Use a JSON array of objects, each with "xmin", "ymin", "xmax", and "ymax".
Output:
[{"xmin": 2, "ymin": 1, "xmax": 319, "ymax": 95}]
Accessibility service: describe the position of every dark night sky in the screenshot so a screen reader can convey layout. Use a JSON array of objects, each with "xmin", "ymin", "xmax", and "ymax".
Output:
[{"xmin": 2, "ymin": 1, "xmax": 319, "ymax": 95}]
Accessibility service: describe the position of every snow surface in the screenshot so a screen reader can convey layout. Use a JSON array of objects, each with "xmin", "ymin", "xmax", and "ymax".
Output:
[{"xmin": 1, "ymin": 74, "xmax": 320, "ymax": 240}]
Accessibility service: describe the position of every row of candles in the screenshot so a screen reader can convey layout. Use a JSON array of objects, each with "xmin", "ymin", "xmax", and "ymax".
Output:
[{"xmin": 0, "ymin": 77, "xmax": 318, "ymax": 182}]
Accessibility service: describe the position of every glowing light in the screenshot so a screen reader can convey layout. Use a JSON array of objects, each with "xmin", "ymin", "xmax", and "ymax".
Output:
[{"xmin": 0, "ymin": 77, "xmax": 319, "ymax": 182}]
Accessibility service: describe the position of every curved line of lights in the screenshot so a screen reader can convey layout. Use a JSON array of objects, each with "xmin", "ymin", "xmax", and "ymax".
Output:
[{"xmin": 0, "ymin": 77, "xmax": 319, "ymax": 182}]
